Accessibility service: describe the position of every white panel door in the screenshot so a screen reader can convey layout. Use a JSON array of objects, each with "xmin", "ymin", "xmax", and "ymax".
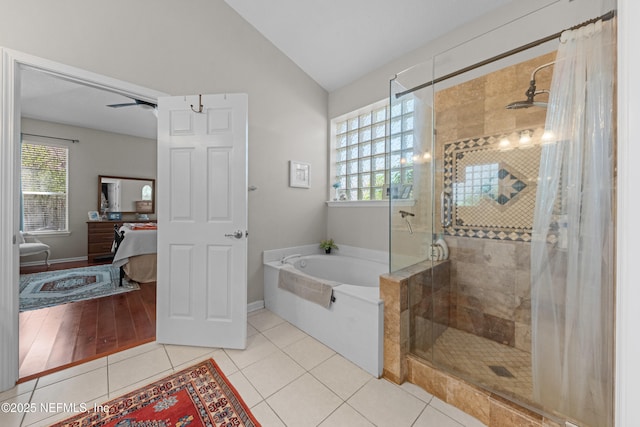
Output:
[{"xmin": 156, "ymin": 94, "xmax": 248, "ymax": 349}]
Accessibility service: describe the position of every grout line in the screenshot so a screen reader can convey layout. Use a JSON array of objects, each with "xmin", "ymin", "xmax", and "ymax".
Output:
[
  {"xmin": 161, "ymin": 344, "xmax": 174, "ymax": 371},
  {"xmin": 306, "ymin": 353, "xmax": 375, "ymax": 401},
  {"xmin": 410, "ymin": 404, "xmax": 429, "ymax": 427},
  {"xmin": 431, "ymin": 405, "xmax": 468, "ymax": 427},
  {"xmin": 261, "ymin": 399, "xmax": 288, "ymax": 426},
  {"xmin": 105, "ymin": 359, "xmax": 110, "ymax": 399},
  {"xmin": 243, "ymin": 351, "xmax": 307, "ymax": 401},
  {"xmin": 317, "ymin": 401, "xmax": 347, "ymax": 426},
  {"xmin": 346, "ymin": 400, "xmax": 378, "ymax": 426},
  {"xmin": 19, "ymin": 380, "xmax": 39, "ymax": 427}
]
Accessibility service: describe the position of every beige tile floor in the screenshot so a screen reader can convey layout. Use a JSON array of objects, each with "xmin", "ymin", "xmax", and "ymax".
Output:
[{"xmin": 0, "ymin": 309, "xmax": 487, "ymax": 427}]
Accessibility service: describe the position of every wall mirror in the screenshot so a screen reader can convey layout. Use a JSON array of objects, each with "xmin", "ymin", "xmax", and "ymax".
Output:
[{"xmin": 99, "ymin": 175, "xmax": 155, "ymax": 214}]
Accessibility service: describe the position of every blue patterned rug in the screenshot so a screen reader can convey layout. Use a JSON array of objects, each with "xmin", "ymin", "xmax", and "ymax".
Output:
[{"xmin": 19, "ymin": 265, "xmax": 140, "ymax": 312}]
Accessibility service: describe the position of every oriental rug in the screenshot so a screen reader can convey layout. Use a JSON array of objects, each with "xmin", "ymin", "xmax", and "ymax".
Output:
[
  {"xmin": 19, "ymin": 265, "xmax": 139, "ymax": 312},
  {"xmin": 51, "ymin": 358, "xmax": 261, "ymax": 427}
]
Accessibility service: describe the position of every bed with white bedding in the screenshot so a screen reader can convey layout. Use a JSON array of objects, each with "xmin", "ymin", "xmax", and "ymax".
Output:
[{"xmin": 112, "ymin": 223, "xmax": 157, "ymax": 282}]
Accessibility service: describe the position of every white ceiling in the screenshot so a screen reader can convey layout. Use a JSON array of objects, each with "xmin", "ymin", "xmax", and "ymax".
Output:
[
  {"xmin": 20, "ymin": 0, "xmax": 515, "ymax": 139},
  {"xmin": 20, "ymin": 68, "xmax": 158, "ymax": 140},
  {"xmin": 223, "ymin": 0, "xmax": 516, "ymax": 91}
]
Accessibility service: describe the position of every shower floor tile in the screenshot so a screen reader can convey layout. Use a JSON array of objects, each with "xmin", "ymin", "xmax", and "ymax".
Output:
[{"xmin": 415, "ymin": 327, "xmax": 533, "ymax": 404}]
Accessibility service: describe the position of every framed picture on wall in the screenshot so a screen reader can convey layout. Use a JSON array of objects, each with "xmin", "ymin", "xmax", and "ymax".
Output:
[{"xmin": 289, "ymin": 160, "xmax": 310, "ymax": 188}]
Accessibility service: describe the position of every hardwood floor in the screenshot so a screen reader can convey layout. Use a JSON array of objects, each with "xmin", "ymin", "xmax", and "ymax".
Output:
[{"xmin": 18, "ymin": 261, "xmax": 156, "ymax": 382}]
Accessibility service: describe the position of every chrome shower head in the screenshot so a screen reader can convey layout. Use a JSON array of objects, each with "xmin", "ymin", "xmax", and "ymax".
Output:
[
  {"xmin": 506, "ymin": 61, "xmax": 554, "ymax": 110},
  {"xmin": 505, "ymin": 99, "xmax": 549, "ymax": 110},
  {"xmin": 506, "ymin": 100, "xmax": 534, "ymax": 109},
  {"xmin": 506, "ymin": 89, "xmax": 549, "ymax": 109}
]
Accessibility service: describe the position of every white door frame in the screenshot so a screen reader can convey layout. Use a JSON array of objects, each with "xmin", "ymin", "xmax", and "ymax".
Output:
[
  {"xmin": 0, "ymin": 48, "xmax": 167, "ymax": 391},
  {"xmin": 616, "ymin": 2, "xmax": 640, "ymax": 425}
]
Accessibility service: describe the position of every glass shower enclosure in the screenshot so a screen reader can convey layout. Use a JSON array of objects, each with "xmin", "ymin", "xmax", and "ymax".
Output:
[{"xmin": 389, "ymin": 16, "xmax": 616, "ymax": 427}]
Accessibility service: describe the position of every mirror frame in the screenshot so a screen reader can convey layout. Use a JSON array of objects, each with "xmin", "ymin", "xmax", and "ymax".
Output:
[{"xmin": 98, "ymin": 175, "xmax": 155, "ymax": 214}]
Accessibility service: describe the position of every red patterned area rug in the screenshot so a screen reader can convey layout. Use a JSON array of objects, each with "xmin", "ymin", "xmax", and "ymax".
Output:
[{"xmin": 51, "ymin": 358, "xmax": 261, "ymax": 427}]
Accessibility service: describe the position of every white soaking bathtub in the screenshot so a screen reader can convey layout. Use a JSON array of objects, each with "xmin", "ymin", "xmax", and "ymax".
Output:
[{"xmin": 263, "ymin": 247, "xmax": 387, "ymax": 377}]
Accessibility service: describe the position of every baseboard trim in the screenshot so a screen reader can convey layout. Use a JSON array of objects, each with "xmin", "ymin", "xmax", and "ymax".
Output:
[
  {"xmin": 247, "ymin": 300, "xmax": 265, "ymax": 313},
  {"xmin": 20, "ymin": 256, "xmax": 88, "ymax": 267}
]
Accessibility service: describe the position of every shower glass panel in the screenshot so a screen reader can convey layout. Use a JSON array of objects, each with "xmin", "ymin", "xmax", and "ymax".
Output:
[
  {"xmin": 393, "ymin": 19, "xmax": 616, "ymax": 426},
  {"xmin": 389, "ymin": 60, "xmax": 436, "ymax": 273},
  {"xmin": 391, "ymin": 58, "xmax": 452, "ymax": 377}
]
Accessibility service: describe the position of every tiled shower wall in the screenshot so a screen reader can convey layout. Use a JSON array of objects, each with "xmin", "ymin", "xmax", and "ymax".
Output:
[
  {"xmin": 409, "ymin": 261, "xmax": 451, "ymax": 357},
  {"xmin": 432, "ymin": 51, "xmax": 556, "ymax": 352},
  {"xmin": 445, "ymin": 236, "xmax": 531, "ymax": 352}
]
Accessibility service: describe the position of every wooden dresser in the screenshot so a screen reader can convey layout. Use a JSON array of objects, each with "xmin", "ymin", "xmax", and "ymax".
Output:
[{"xmin": 87, "ymin": 220, "xmax": 155, "ymax": 263}]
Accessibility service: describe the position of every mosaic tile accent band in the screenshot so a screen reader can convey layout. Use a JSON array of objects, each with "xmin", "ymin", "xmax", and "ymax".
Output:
[{"xmin": 443, "ymin": 128, "xmax": 544, "ymax": 241}]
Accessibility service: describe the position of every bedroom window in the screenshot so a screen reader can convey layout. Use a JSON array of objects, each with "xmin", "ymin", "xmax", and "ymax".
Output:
[
  {"xmin": 21, "ymin": 141, "xmax": 69, "ymax": 233},
  {"xmin": 331, "ymin": 98, "xmax": 414, "ymax": 201}
]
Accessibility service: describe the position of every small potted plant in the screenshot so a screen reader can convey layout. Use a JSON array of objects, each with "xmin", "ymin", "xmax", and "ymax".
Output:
[{"xmin": 319, "ymin": 238, "xmax": 338, "ymax": 254}]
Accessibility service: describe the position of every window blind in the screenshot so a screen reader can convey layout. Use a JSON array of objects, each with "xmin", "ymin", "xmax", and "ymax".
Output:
[{"xmin": 21, "ymin": 142, "xmax": 68, "ymax": 232}]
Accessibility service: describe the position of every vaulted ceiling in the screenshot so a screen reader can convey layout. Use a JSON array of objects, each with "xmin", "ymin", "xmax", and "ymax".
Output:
[
  {"xmin": 223, "ymin": 0, "xmax": 515, "ymax": 91},
  {"xmin": 20, "ymin": 0, "xmax": 516, "ymax": 139}
]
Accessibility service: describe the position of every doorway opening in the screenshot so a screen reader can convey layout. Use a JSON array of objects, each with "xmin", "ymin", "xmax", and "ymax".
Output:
[{"xmin": 0, "ymin": 48, "xmax": 166, "ymax": 387}]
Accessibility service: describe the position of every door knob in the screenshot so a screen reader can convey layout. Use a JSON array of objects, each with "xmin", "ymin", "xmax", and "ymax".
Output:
[{"xmin": 224, "ymin": 230, "xmax": 244, "ymax": 239}]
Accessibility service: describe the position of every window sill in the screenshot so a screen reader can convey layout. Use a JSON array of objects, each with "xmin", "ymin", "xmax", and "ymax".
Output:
[{"xmin": 326, "ymin": 199, "xmax": 415, "ymax": 208}]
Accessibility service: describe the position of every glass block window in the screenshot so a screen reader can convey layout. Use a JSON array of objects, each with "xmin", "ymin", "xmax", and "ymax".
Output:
[
  {"xmin": 453, "ymin": 163, "xmax": 499, "ymax": 206},
  {"xmin": 333, "ymin": 98, "xmax": 414, "ymax": 201},
  {"xmin": 21, "ymin": 141, "xmax": 69, "ymax": 232}
]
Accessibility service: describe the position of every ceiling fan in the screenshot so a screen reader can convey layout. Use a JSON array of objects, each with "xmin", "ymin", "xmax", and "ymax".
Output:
[{"xmin": 107, "ymin": 98, "xmax": 157, "ymax": 109}]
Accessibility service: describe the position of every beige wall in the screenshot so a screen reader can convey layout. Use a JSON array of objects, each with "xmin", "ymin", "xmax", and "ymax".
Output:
[
  {"xmin": 20, "ymin": 118, "xmax": 157, "ymax": 262},
  {"xmin": 0, "ymin": 0, "xmax": 329, "ymax": 304},
  {"xmin": 327, "ymin": 206, "xmax": 387, "ymax": 252}
]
